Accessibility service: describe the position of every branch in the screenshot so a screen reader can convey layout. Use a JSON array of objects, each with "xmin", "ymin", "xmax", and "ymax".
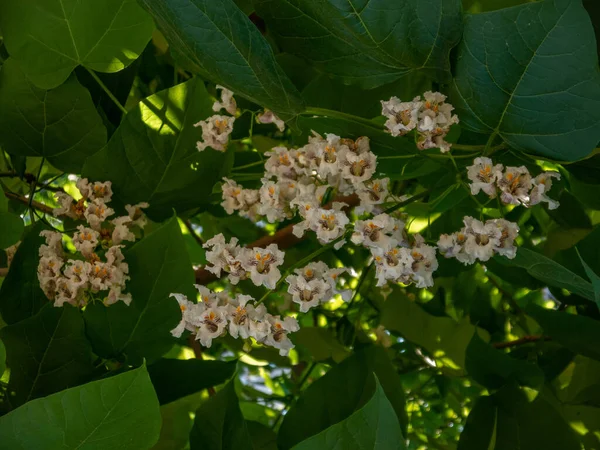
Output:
[
  {"xmin": 0, "ymin": 268, "xmax": 8, "ymax": 278},
  {"xmin": 184, "ymin": 219, "xmax": 204, "ymax": 246},
  {"xmin": 187, "ymin": 335, "xmax": 216, "ymax": 396},
  {"xmin": 4, "ymin": 191, "xmax": 54, "ymax": 214},
  {"xmin": 492, "ymin": 335, "xmax": 550, "ymax": 349},
  {"xmin": 194, "ymin": 194, "xmax": 360, "ymax": 285}
]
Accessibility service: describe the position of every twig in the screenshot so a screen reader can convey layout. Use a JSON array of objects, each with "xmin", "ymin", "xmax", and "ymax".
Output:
[
  {"xmin": 0, "ymin": 268, "xmax": 8, "ymax": 277},
  {"xmin": 4, "ymin": 191, "xmax": 53, "ymax": 214},
  {"xmin": 184, "ymin": 220, "xmax": 204, "ymax": 245},
  {"xmin": 187, "ymin": 335, "xmax": 216, "ymax": 396},
  {"xmin": 492, "ymin": 335, "xmax": 550, "ymax": 349},
  {"xmin": 85, "ymin": 68, "xmax": 128, "ymax": 115}
]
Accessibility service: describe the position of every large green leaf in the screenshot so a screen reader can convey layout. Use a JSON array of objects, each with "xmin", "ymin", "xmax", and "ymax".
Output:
[
  {"xmin": 457, "ymin": 396, "xmax": 497, "ymax": 450},
  {"xmin": 0, "ymin": 211, "xmax": 24, "ymax": 249},
  {"xmin": 451, "ymin": 0, "xmax": 600, "ymax": 161},
  {"xmin": 526, "ymin": 304, "xmax": 600, "ymax": 361},
  {"xmin": 0, "ymin": 0, "xmax": 154, "ymax": 89},
  {"xmin": 293, "ymin": 376, "xmax": 406, "ymax": 450},
  {"xmin": 0, "ymin": 339, "xmax": 6, "ymax": 378},
  {"xmin": 0, "ymin": 222, "xmax": 48, "ymax": 325},
  {"xmin": 380, "ymin": 289, "xmax": 489, "ymax": 373},
  {"xmin": 278, "ymin": 346, "xmax": 407, "ymax": 449},
  {"xmin": 148, "ymin": 358, "xmax": 237, "ymax": 405},
  {"xmin": 83, "ymin": 217, "xmax": 195, "ymax": 365},
  {"xmin": 577, "ymin": 249, "xmax": 600, "ymax": 311},
  {"xmin": 495, "ymin": 248, "xmax": 595, "ymax": 302},
  {"xmin": 0, "ymin": 304, "xmax": 94, "ymax": 408},
  {"xmin": 292, "ymin": 327, "xmax": 350, "ymax": 363},
  {"xmin": 0, "ymin": 364, "xmax": 161, "ymax": 449},
  {"xmin": 0, "ymin": 58, "xmax": 107, "ymax": 173},
  {"xmin": 138, "ymin": 0, "xmax": 305, "ymax": 120},
  {"xmin": 254, "ymin": 0, "xmax": 463, "ymax": 89},
  {"xmin": 189, "ymin": 379, "xmax": 253, "ymax": 450},
  {"xmin": 83, "ymin": 78, "xmax": 231, "ymax": 220},
  {"xmin": 465, "ymin": 332, "xmax": 544, "ymax": 390}
]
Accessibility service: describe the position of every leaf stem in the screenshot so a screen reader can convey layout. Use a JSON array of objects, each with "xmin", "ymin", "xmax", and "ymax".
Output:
[
  {"xmin": 85, "ymin": 68, "xmax": 128, "ymax": 116},
  {"xmin": 384, "ymin": 189, "xmax": 430, "ymax": 214},
  {"xmin": 303, "ymin": 107, "xmax": 382, "ymax": 129},
  {"xmin": 232, "ymin": 160, "xmax": 264, "ymax": 171},
  {"xmin": 28, "ymin": 158, "xmax": 45, "ymax": 223}
]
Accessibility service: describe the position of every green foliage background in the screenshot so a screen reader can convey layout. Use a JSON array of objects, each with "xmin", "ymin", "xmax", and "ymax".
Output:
[{"xmin": 0, "ymin": 0, "xmax": 600, "ymax": 448}]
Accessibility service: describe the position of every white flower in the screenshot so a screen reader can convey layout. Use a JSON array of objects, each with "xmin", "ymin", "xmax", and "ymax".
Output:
[
  {"xmin": 408, "ymin": 242, "xmax": 438, "ymax": 288},
  {"xmin": 84, "ymin": 200, "xmax": 114, "ymax": 230},
  {"xmin": 125, "ymin": 203, "xmax": 149, "ymax": 228},
  {"xmin": 463, "ymin": 217, "xmax": 501, "ymax": 262},
  {"xmin": 39, "ymin": 230, "xmax": 63, "ymax": 258},
  {"xmin": 258, "ymin": 180, "xmax": 289, "ymax": 223},
  {"xmin": 467, "ymin": 157, "xmax": 503, "ymax": 197},
  {"xmin": 54, "ymin": 276, "xmax": 84, "ymax": 307},
  {"xmin": 341, "ymin": 136, "xmax": 371, "ymax": 155},
  {"xmin": 111, "ymin": 217, "xmax": 135, "ymax": 245},
  {"xmin": 53, "ymin": 192, "xmax": 78, "ymax": 218},
  {"xmin": 257, "ymin": 109, "xmax": 285, "ymax": 132},
  {"xmin": 314, "ymin": 133, "xmax": 348, "ymax": 179},
  {"xmin": 195, "ymin": 115, "xmax": 235, "ymax": 152},
  {"xmin": 497, "ymin": 166, "xmax": 532, "ymax": 206},
  {"xmin": 77, "ymin": 178, "xmax": 113, "ymax": 203},
  {"xmin": 286, "ymin": 274, "xmax": 330, "ymax": 312},
  {"xmin": 262, "ymin": 315, "xmax": 299, "ymax": 356},
  {"xmin": 381, "ymin": 96, "xmax": 423, "ymax": 136},
  {"xmin": 437, "ymin": 232, "xmax": 470, "ymax": 263},
  {"xmin": 264, "ymin": 147, "xmax": 299, "ymax": 180},
  {"xmin": 529, "ymin": 172, "xmax": 560, "ymax": 210},
  {"xmin": 342, "ymin": 151, "xmax": 377, "ymax": 183},
  {"xmin": 294, "ymin": 204, "xmax": 349, "ymax": 244},
  {"xmin": 226, "ymin": 294, "xmax": 255, "ymax": 339},
  {"xmin": 106, "ymin": 285, "xmax": 132, "ymax": 306},
  {"xmin": 294, "ymin": 261, "xmax": 329, "ymax": 281},
  {"xmin": 196, "ymin": 307, "xmax": 228, "ymax": 348},
  {"xmin": 351, "ymin": 214, "xmax": 397, "ymax": 249},
  {"xmin": 170, "ymin": 293, "xmax": 204, "ymax": 337},
  {"xmin": 212, "ymin": 85, "xmax": 237, "ymax": 115},
  {"xmin": 72, "ymin": 225, "xmax": 99, "ymax": 259},
  {"xmin": 64, "ymin": 260, "xmax": 90, "ymax": 286},
  {"xmin": 105, "ymin": 246, "xmax": 129, "ymax": 274},
  {"xmin": 489, "ymin": 219, "xmax": 519, "ymax": 259},
  {"xmin": 240, "ymin": 244, "xmax": 284, "ymax": 289},
  {"xmin": 323, "ymin": 267, "xmax": 352, "ymax": 301},
  {"xmin": 5, "ymin": 241, "xmax": 20, "ymax": 267},
  {"xmin": 356, "ymin": 178, "xmax": 389, "ymax": 215},
  {"xmin": 221, "ymin": 178, "xmax": 260, "ymax": 220}
]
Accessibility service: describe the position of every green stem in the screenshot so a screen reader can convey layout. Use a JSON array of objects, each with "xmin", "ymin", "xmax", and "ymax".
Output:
[
  {"xmin": 384, "ymin": 189, "xmax": 430, "ymax": 214},
  {"xmin": 86, "ymin": 68, "xmax": 128, "ymax": 115},
  {"xmin": 28, "ymin": 158, "xmax": 45, "ymax": 223},
  {"xmin": 483, "ymin": 131, "xmax": 499, "ymax": 156},
  {"xmin": 304, "ymin": 107, "xmax": 382, "ymax": 129},
  {"xmin": 232, "ymin": 160, "xmax": 264, "ymax": 171}
]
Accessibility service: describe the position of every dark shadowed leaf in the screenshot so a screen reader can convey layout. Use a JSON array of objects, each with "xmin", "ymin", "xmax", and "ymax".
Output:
[
  {"xmin": 457, "ymin": 395, "xmax": 497, "ymax": 450},
  {"xmin": 0, "ymin": 304, "xmax": 94, "ymax": 408},
  {"xmin": 84, "ymin": 217, "xmax": 195, "ymax": 365},
  {"xmin": 292, "ymin": 327, "xmax": 350, "ymax": 363},
  {"xmin": 83, "ymin": 78, "xmax": 232, "ymax": 220},
  {"xmin": 254, "ymin": 0, "xmax": 463, "ymax": 89},
  {"xmin": 138, "ymin": 0, "xmax": 305, "ymax": 120},
  {"xmin": 577, "ymin": 248, "xmax": 600, "ymax": 310},
  {"xmin": 0, "ymin": 0, "xmax": 154, "ymax": 89},
  {"xmin": 189, "ymin": 379, "xmax": 253, "ymax": 450},
  {"xmin": 278, "ymin": 346, "xmax": 407, "ymax": 449},
  {"xmin": 293, "ymin": 376, "xmax": 406, "ymax": 450},
  {"xmin": 0, "ymin": 59, "xmax": 107, "ymax": 173},
  {"xmin": 0, "ymin": 365, "xmax": 161, "ymax": 449},
  {"xmin": 0, "ymin": 211, "xmax": 24, "ymax": 249},
  {"xmin": 0, "ymin": 222, "xmax": 48, "ymax": 324},
  {"xmin": 451, "ymin": 0, "xmax": 600, "ymax": 161},
  {"xmin": 148, "ymin": 358, "xmax": 236, "ymax": 405},
  {"xmin": 466, "ymin": 332, "xmax": 544, "ymax": 390}
]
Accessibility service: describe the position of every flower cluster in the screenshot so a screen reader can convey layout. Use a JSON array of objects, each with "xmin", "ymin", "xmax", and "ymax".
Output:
[
  {"xmin": 171, "ymin": 285, "xmax": 299, "ymax": 356},
  {"xmin": 381, "ymin": 91, "xmax": 459, "ymax": 152},
  {"xmin": 257, "ymin": 109, "xmax": 285, "ymax": 132},
  {"xmin": 203, "ymin": 234, "xmax": 284, "ymax": 289},
  {"xmin": 467, "ymin": 157, "xmax": 560, "ymax": 209},
  {"xmin": 195, "ymin": 86, "xmax": 237, "ymax": 152},
  {"xmin": 221, "ymin": 131, "xmax": 392, "ymax": 247},
  {"xmin": 38, "ymin": 179, "xmax": 148, "ymax": 307},
  {"xmin": 437, "ymin": 217, "xmax": 519, "ymax": 264},
  {"xmin": 285, "ymin": 262, "xmax": 351, "ymax": 312}
]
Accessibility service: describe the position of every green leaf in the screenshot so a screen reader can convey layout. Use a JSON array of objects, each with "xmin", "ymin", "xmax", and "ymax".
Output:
[
  {"xmin": 254, "ymin": 0, "xmax": 463, "ymax": 89},
  {"xmin": 451, "ymin": 0, "xmax": 600, "ymax": 161},
  {"xmin": 457, "ymin": 396, "xmax": 497, "ymax": 450},
  {"xmin": 526, "ymin": 303, "xmax": 600, "ymax": 361},
  {"xmin": 465, "ymin": 331, "xmax": 545, "ymax": 390},
  {"xmin": 0, "ymin": 211, "xmax": 24, "ymax": 249},
  {"xmin": 83, "ymin": 78, "xmax": 232, "ymax": 220},
  {"xmin": 189, "ymin": 379, "xmax": 253, "ymax": 450},
  {"xmin": 0, "ymin": 0, "xmax": 154, "ymax": 89},
  {"xmin": 495, "ymin": 248, "xmax": 595, "ymax": 302},
  {"xmin": 138, "ymin": 0, "xmax": 305, "ymax": 120},
  {"xmin": 0, "ymin": 185, "xmax": 8, "ymax": 212},
  {"xmin": 278, "ymin": 346, "xmax": 407, "ymax": 449},
  {"xmin": 0, "ymin": 304, "xmax": 94, "ymax": 408},
  {"xmin": 84, "ymin": 217, "xmax": 194, "ymax": 365},
  {"xmin": 380, "ymin": 289, "xmax": 489, "ymax": 373},
  {"xmin": 0, "ymin": 58, "xmax": 107, "ymax": 173},
  {"xmin": 0, "ymin": 364, "xmax": 161, "ymax": 449},
  {"xmin": 0, "ymin": 222, "xmax": 48, "ymax": 325},
  {"xmin": 247, "ymin": 421, "xmax": 278, "ymax": 450},
  {"xmin": 0, "ymin": 338, "xmax": 6, "ymax": 378},
  {"xmin": 577, "ymin": 248, "xmax": 600, "ymax": 311},
  {"xmin": 292, "ymin": 327, "xmax": 350, "ymax": 363},
  {"xmin": 293, "ymin": 375, "xmax": 406, "ymax": 450},
  {"xmin": 148, "ymin": 358, "xmax": 237, "ymax": 405}
]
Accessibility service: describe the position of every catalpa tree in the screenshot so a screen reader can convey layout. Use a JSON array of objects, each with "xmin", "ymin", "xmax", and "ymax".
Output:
[{"xmin": 0, "ymin": 0, "xmax": 599, "ymax": 449}]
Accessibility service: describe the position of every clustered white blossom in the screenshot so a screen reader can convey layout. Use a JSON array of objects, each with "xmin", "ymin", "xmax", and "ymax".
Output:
[
  {"xmin": 285, "ymin": 261, "xmax": 351, "ymax": 312},
  {"xmin": 351, "ymin": 214, "xmax": 438, "ymax": 288},
  {"xmin": 195, "ymin": 86, "xmax": 237, "ymax": 152},
  {"xmin": 467, "ymin": 157, "xmax": 560, "ymax": 209},
  {"xmin": 203, "ymin": 234, "xmax": 284, "ymax": 289},
  {"xmin": 257, "ymin": 109, "xmax": 285, "ymax": 132},
  {"xmin": 170, "ymin": 285, "xmax": 299, "ymax": 356},
  {"xmin": 381, "ymin": 91, "xmax": 459, "ymax": 153},
  {"xmin": 437, "ymin": 217, "xmax": 519, "ymax": 264},
  {"xmin": 37, "ymin": 179, "xmax": 148, "ymax": 307}
]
